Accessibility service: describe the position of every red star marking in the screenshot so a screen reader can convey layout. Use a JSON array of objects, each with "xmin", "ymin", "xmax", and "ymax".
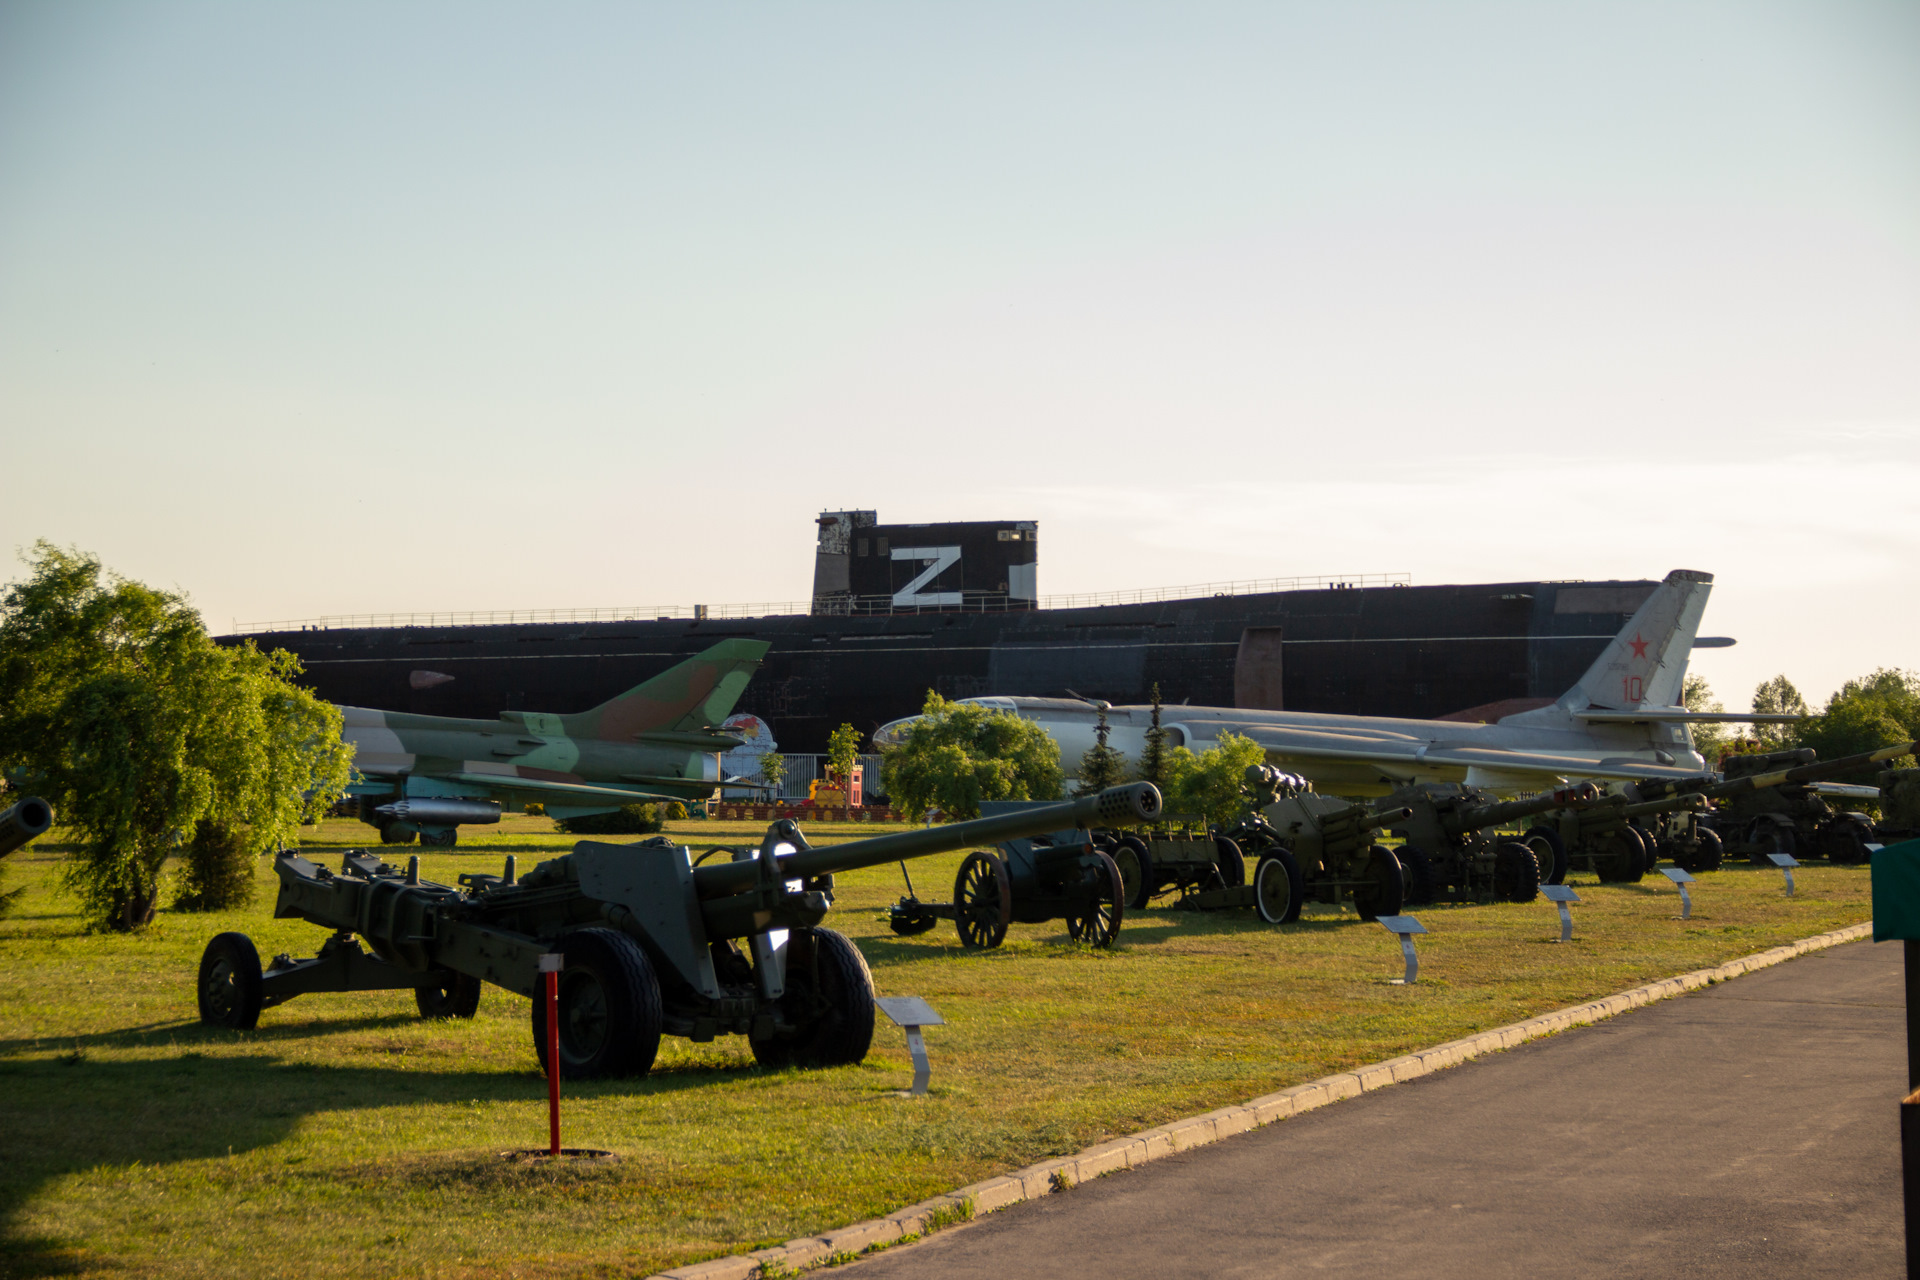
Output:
[{"xmin": 1629, "ymin": 633, "xmax": 1649, "ymax": 659}]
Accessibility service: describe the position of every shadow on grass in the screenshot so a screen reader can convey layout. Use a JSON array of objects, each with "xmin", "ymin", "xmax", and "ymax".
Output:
[{"xmin": 0, "ymin": 1040, "xmax": 777, "ymax": 1276}]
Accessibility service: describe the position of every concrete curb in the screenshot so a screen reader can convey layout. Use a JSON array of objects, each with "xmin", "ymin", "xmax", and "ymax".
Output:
[{"xmin": 651, "ymin": 920, "xmax": 1873, "ymax": 1280}]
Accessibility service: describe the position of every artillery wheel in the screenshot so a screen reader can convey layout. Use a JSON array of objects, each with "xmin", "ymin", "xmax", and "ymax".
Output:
[
  {"xmin": 418, "ymin": 828, "xmax": 458, "ymax": 848},
  {"xmin": 1110, "ymin": 836, "xmax": 1155, "ymax": 910},
  {"xmin": 532, "ymin": 928, "xmax": 663, "ymax": 1081},
  {"xmin": 1254, "ymin": 849, "xmax": 1304, "ymax": 924},
  {"xmin": 1493, "ymin": 841, "xmax": 1541, "ymax": 903},
  {"xmin": 1396, "ymin": 843, "xmax": 1438, "ymax": 907},
  {"xmin": 1523, "ymin": 824, "xmax": 1568, "ymax": 886},
  {"xmin": 1064, "ymin": 851, "xmax": 1124, "ymax": 947},
  {"xmin": 1594, "ymin": 829, "xmax": 1646, "ymax": 883},
  {"xmin": 887, "ymin": 902, "xmax": 940, "ymax": 936},
  {"xmin": 415, "ymin": 971, "xmax": 482, "ymax": 1019},
  {"xmin": 197, "ymin": 932, "xmax": 264, "ymax": 1030},
  {"xmin": 1746, "ymin": 818, "xmax": 1795, "ymax": 867},
  {"xmin": 750, "ymin": 927, "xmax": 876, "ymax": 1069},
  {"xmin": 1826, "ymin": 822, "xmax": 1871, "ymax": 865},
  {"xmin": 1352, "ymin": 845, "xmax": 1406, "ymax": 922},
  {"xmin": 954, "ymin": 851, "xmax": 1012, "ymax": 949},
  {"xmin": 1213, "ymin": 837, "xmax": 1246, "ymax": 889},
  {"xmin": 378, "ymin": 823, "xmax": 417, "ymax": 845},
  {"xmin": 1691, "ymin": 827, "xmax": 1724, "ymax": 872}
]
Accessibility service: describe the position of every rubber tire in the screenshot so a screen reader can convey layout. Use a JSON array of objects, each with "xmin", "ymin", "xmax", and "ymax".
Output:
[
  {"xmin": 1629, "ymin": 824, "xmax": 1660, "ymax": 874},
  {"xmin": 414, "ymin": 971, "xmax": 482, "ymax": 1019},
  {"xmin": 1747, "ymin": 818, "xmax": 1795, "ymax": 867},
  {"xmin": 1064, "ymin": 851, "xmax": 1125, "ymax": 947},
  {"xmin": 1396, "ymin": 843, "xmax": 1438, "ymax": 907},
  {"xmin": 418, "ymin": 828, "xmax": 458, "ymax": 848},
  {"xmin": 1493, "ymin": 841, "xmax": 1541, "ymax": 904},
  {"xmin": 378, "ymin": 824, "xmax": 417, "ymax": 845},
  {"xmin": 953, "ymin": 851, "xmax": 1012, "ymax": 949},
  {"xmin": 197, "ymin": 932, "xmax": 264, "ymax": 1030},
  {"xmin": 1621, "ymin": 827, "xmax": 1652, "ymax": 882},
  {"xmin": 1213, "ymin": 837, "xmax": 1246, "ymax": 889},
  {"xmin": 1110, "ymin": 836, "xmax": 1155, "ymax": 910},
  {"xmin": 749, "ymin": 927, "xmax": 876, "ymax": 1069},
  {"xmin": 1827, "ymin": 823, "xmax": 1870, "ymax": 865},
  {"xmin": 1253, "ymin": 849, "xmax": 1304, "ymax": 924},
  {"xmin": 1353, "ymin": 845, "xmax": 1406, "ymax": 922},
  {"xmin": 1692, "ymin": 827, "xmax": 1724, "ymax": 872},
  {"xmin": 1523, "ymin": 824, "xmax": 1568, "ymax": 886},
  {"xmin": 531, "ymin": 928, "xmax": 663, "ymax": 1081}
]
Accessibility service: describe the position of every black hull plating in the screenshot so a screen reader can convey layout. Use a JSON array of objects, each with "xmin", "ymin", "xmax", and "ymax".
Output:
[{"xmin": 227, "ymin": 579, "xmax": 1654, "ymax": 754}]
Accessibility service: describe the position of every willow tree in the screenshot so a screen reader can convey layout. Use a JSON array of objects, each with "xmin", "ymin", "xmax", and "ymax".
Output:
[{"xmin": 0, "ymin": 544, "xmax": 352, "ymax": 929}]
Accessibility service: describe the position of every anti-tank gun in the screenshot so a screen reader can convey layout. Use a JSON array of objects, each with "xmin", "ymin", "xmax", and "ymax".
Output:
[
  {"xmin": 1213, "ymin": 767, "xmax": 1415, "ymax": 923},
  {"xmin": 1382, "ymin": 782, "xmax": 1599, "ymax": 905},
  {"xmin": 195, "ymin": 782, "xmax": 1162, "ymax": 1079}
]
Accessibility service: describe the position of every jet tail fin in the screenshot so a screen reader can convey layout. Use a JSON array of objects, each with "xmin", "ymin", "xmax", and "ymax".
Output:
[
  {"xmin": 560, "ymin": 638, "xmax": 771, "ymax": 742},
  {"xmin": 1506, "ymin": 570, "xmax": 1712, "ymax": 724}
]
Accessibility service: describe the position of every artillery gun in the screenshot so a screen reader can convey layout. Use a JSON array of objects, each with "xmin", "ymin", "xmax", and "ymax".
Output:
[
  {"xmin": 1214, "ymin": 767, "xmax": 1415, "ymax": 924},
  {"xmin": 886, "ymin": 800, "xmax": 1137, "ymax": 948},
  {"xmin": 1669, "ymin": 740, "xmax": 1916, "ymax": 865},
  {"xmin": 0, "ymin": 796, "xmax": 54, "ymax": 858},
  {"xmin": 1102, "ymin": 814, "xmax": 1246, "ymax": 911},
  {"xmin": 1381, "ymin": 782, "xmax": 1599, "ymax": 905},
  {"xmin": 195, "ymin": 783, "xmax": 1161, "ymax": 1079}
]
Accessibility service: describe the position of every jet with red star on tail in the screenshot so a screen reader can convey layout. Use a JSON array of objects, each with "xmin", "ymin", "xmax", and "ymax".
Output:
[{"xmin": 876, "ymin": 570, "xmax": 1798, "ymax": 796}]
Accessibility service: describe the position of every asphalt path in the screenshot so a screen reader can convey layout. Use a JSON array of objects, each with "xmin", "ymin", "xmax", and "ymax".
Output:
[{"xmin": 842, "ymin": 939, "xmax": 1905, "ymax": 1279}]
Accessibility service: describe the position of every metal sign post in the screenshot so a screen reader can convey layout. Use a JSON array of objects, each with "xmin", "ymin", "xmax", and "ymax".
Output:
[
  {"xmin": 1766, "ymin": 851, "xmax": 1800, "ymax": 896},
  {"xmin": 539, "ymin": 953, "xmax": 564, "ymax": 1154},
  {"xmin": 1541, "ymin": 884, "xmax": 1581, "ymax": 943},
  {"xmin": 874, "ymin": 996, "xmax": 946, "ymax": 1096},
  {"xmin": 1375, "ymin": 915, "xmax": 1427, "ymax": 984},
  {"xmin": 1660, "ymin": 867, "xmax": 1697, "ymax": 920}
]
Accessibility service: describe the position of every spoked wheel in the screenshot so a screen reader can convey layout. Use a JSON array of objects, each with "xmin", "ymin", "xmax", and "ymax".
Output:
[
  {"xmin": 1352, "ymin": 845, "xmax": 1406, "ymax": 922},
  {"xmin": 1213, "ymin": 837, "xmax": 1246, "ymax": 889},
  {"xmin": 1523, "ymin": 824, "xmax": 1568, "ymax": 886},
  {"xmin": 1396, "ymin": 843, "xmax": 1438, "ymax": 907},
  {"xmin": 415, "ymin": 971, "xmax": 482, "ymax": 1019},
  {"xmin": 1064, "ymin": 851, "xmax": 1125, "ymax": 947},
  {"xmin": 1493, "ymin": 841, "xmax": 1541, "ymax": 903},
  {"xmin": 750, "ymin": 926, "xmax": 876, "ymax": 1069},
  {"xmin": 197, "ymin": 932, "xmax": 264, "ymax": 1030},
  {"xmin": 1253, "ymin": 848, "xmax": 1304, "ymax": 924},
  {"xmin": 954, "ymin": 851, "xmax": 1012, "ymax": 949},
  {"xmin": 1110, "ymin": 836, "xmax": 1155, "ymax": 911},
  {"xmin": 531, "ymin": 928, "xmax": 663, "ymax": 1080}
]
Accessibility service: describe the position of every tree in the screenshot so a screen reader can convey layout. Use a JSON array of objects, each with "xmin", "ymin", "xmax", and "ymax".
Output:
[
  {"xmin": 1794, "ymin": 668, "xmax": 1920, "ymax": 775},
  {"xmin": 758, "ymin": 750, "xmax": 786, "ymax": 797},
  {"xmin": 1682, "ymin": 674, "xmax": 1728, "ymax": 768},
  {"xmin": 1751, "ymin": 675, "xmax": 1810, "ymax": 749},
  {"xmin": 1075, "ymin": 706, "xmax": 1128, "ymax": 795},
  {"xmin": 1140, "ymin": 683, "xmax": 1169, "ymax": 787},
  {"xmin": 0, "ymin": 544, "xmax": 352, "ymax": 929},
  {"xmin": 826, "ymin": 723, "xmax": 861, "ymax": 793},
  {"xmin": 1160, "ymin": 732, "xmax": 1268, "ymax": 824},
  {"xmin": 878, "ymin": 690, "xmax": 1063, "ymax": 821}
]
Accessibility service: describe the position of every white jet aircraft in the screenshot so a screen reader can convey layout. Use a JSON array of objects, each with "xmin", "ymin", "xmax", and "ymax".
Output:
[{"xmin": 875, "ymin": 569, "xmax": 1799, "ymax": 796}]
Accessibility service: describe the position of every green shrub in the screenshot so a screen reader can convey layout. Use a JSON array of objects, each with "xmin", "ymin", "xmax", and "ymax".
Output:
[{"xmin": 554, "ymin": 804, "xmax": 664, "ymax": 835}]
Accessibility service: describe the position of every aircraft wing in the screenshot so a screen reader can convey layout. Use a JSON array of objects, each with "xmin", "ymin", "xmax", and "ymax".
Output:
[
  {"xmin": 1574, "ymin": 710, "xmax": 1804, "ymax": 725},
  {"xmin": 1219, "ymin": 725, "xmax": 1706, "ymax": 783},
  {"xmin": 443, "ymin": 772, "xmax": 685, "ymax": 806}
]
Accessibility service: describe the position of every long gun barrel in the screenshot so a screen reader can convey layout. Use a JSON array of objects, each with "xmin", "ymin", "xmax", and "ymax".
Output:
[
  {"xmin": 0, "ymin": 797, "xmax": 53, "ymax": 858},
  {"xmin": 1636, "ymin": 740, "xmax": 1920, "ymax": 805},
  {"xmin": 692, "ymin": 783, "xmax": 1162, "ymax": 898},
  {"xmin": 1461, "ymin": 783, "xmax": 1599, "ymax": 832}
]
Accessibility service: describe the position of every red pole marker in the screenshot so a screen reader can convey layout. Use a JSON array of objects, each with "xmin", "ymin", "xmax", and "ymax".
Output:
[{"xmin": 539, "ymin": 952, "xmax": 564, "ymax": 1155}]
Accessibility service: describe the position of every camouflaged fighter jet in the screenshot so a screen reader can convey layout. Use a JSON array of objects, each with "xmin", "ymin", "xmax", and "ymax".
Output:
[
  {"xmin": 877, "ymin": 570, "xmax": 1800, "ymax": 796},
  {"xmin": 344, "ymin": 638, "xmax": 771, "ymax": 845}
]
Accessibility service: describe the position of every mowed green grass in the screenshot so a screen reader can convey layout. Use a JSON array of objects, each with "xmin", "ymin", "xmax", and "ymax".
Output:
[{"xmin": 0, "ymin": 815, "xmax": 1873, "ymax": 1279}]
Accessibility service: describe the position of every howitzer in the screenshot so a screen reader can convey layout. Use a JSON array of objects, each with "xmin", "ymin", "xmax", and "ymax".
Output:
[
  {"xmin": 1214, "ymin": 767, "xmax": 1416, "ymax": 923},
  {"xmin": 0, "ymin": 797, "xmax": 54, "ymax": 858},
  {"xmin": 1705, "ymin": 740, "xmax": 1918, "ymax": 865},
  {"xmin": 1381, "ymin": 781, "xmax": 1600, "ymax": 905},
  {"xmin": 887, "ymin": 798, "xmax": 1151, "ymax": 948},
  {"xmin": 195, "ymin": 782, "xmax": 1161, "ymax": 1080}
]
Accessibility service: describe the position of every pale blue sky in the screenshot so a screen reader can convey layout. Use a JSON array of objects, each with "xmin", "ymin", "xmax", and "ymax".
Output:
[{"xmin": 2, "ymin": 1, "xmax": 1916, "ymax": 706}]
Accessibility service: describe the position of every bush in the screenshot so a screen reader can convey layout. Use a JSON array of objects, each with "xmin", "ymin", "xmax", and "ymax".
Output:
[
  {"xmin": 1162, "ymin": 732, "xmax": 1268, "ymax": 824},
  {"xmin": 172, "ymin": 821, "xmax": 256, "ymax": 912},
  {"xmin": 879, "ymin": 691, "xmax": 1062, "ymax": 821},
  {"xmin": 554, "ymin": 804, "xmax": 664, "ymax": 835}
]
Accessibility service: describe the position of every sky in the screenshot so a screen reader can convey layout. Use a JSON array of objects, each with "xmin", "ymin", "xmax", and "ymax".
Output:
[{"xmin": 2, "ymin": 0, "xmax": 1915, "ymax": 710}]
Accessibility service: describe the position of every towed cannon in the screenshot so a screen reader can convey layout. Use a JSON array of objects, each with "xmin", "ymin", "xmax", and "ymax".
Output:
[
  {"xmin": 1686, "ymin": 740, "xmax": 1917, "ymax": 865},
  {"xmin": 1216, "ymin": 767, "xmax": 1415, "ymax": 923},
  {"xmin": 1380, "ymin": 781, "xmax": 1600, "ymax": 905},
  {"xmin": 196, "ymin": 782, "xmax": 1161, "ymax": 1079},
  {"xmin": 887, "ymin": 799, "xmax": 1141, "ymax": 948},
  {"xmin": 0, "ymin": 796, "xmax": 54, "ymax": 857}
]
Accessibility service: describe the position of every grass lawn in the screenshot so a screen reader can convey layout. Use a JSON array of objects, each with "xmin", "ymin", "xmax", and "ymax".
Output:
[{"xmin": 0, "ymin": 814, "xmax": 1874, "ymax": 1279}]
